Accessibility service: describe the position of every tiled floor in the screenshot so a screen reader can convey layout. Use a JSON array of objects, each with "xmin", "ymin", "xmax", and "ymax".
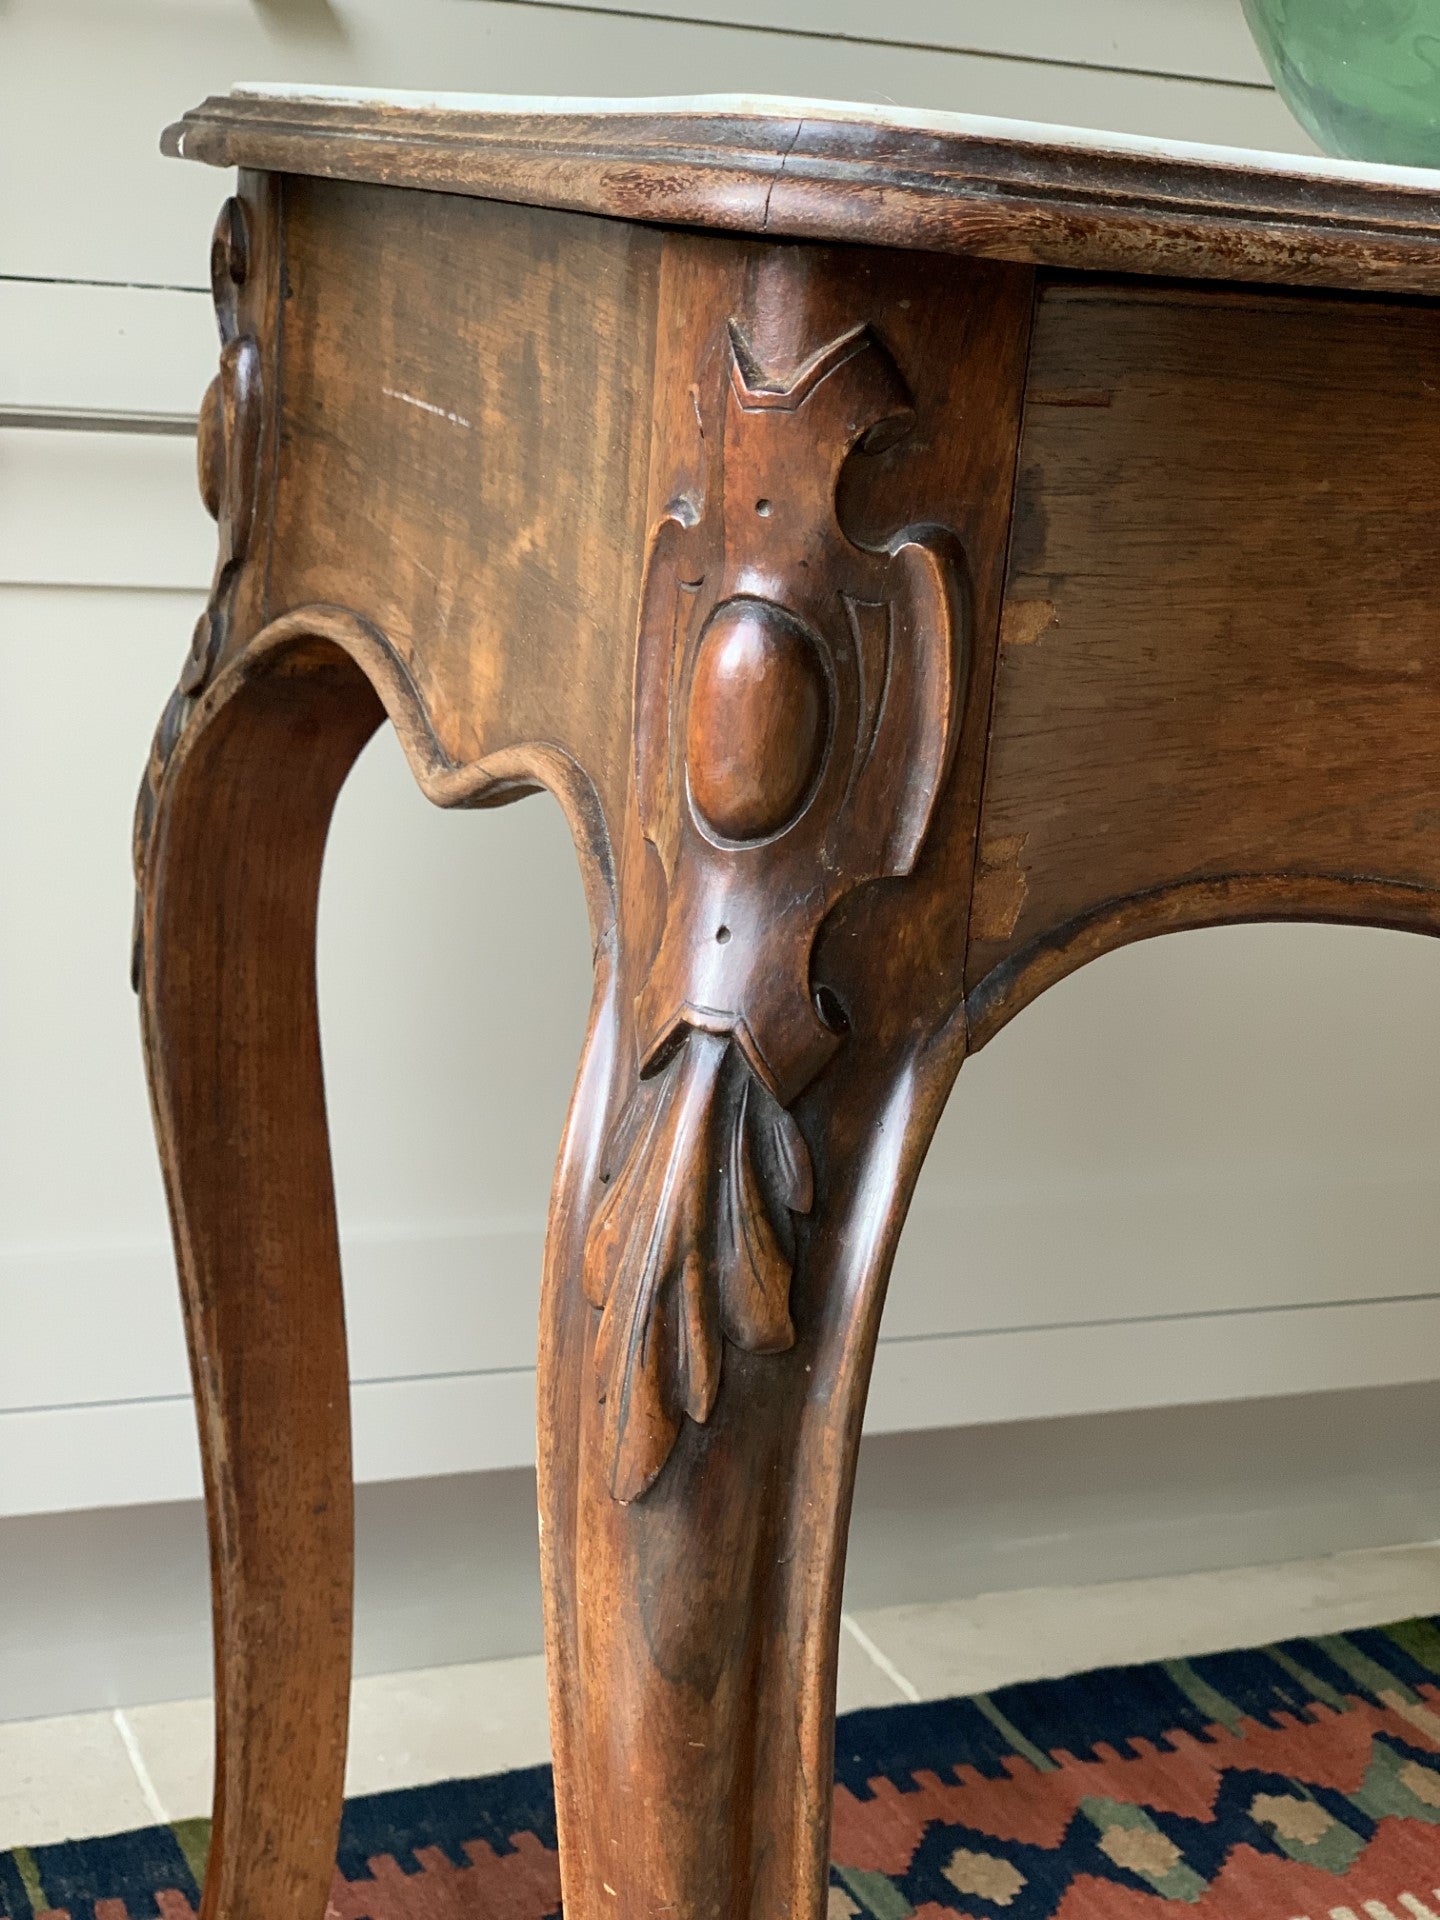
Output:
[{"xmin": 3, "ymin": 1544, "xmax": 1438, "ymax": 1851}]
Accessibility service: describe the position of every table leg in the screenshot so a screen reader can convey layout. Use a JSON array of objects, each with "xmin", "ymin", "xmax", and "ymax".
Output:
[
  {"xmin": 135, "ymin": 639, "xmax": 383, "ymax": 1920},
  {"xmin": 534, "ymin": 239, "xmax": 1032, "ymax": 1920},
  {"xmin": 540, "ymin": 998, "xmax": 967, "ymax": 1920},
  {"xmin": 133, "ymin": 194, "xmax": 1028, "ymax": 1920}
]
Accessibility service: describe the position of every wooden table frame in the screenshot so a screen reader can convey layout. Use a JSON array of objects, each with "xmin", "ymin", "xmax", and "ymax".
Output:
[{"xmin": 135, "ymin": 90, "xmax": 1440, "ymax": 1920}]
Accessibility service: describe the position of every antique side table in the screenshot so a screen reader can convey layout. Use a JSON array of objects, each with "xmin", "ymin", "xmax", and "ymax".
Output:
[{"xmin": 136, "ymin": 87, "xmax": 1440, "ymax": 1920}]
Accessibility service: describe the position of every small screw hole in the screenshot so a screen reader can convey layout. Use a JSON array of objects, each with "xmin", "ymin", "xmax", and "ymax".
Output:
[
  {"xmin": 754, "ymin": 498, "xmax": 772, "ymax": 517},
  {"xmin": 814, "ymin": 985, "xmax": 851, "ymax": 1035},
  {"xmin": 716, "ymin": 925, "xmax": 731, "ymax": 944}
]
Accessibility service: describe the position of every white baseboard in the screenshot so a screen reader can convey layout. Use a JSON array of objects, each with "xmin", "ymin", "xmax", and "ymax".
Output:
[
  {"xmin": 5, "ymin": 1380, "xmax": 1440, "ymax": 1723},
  {"xmin": 5, "ymin": 1174, "xmax": 1440, "ymax": 1517}
]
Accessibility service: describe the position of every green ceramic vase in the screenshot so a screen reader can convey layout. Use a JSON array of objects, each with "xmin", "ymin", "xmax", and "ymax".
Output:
[{"xmin": 1241, "ymin": 0, "xmax": 1440, "ymax": 165}]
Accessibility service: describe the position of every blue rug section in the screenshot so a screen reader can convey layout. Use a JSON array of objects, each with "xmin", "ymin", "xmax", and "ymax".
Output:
[
  {"xmin": 6, "ymin": 1616, "xmax": 1440, "ymax": 1919},
  {"xmin": 835, "ymin": 1619, "xmax": 1440, "ymax": 1797},
  {"xmin": 334, "ymin": 1762, "xmax": 558, "ymax": 1877}
]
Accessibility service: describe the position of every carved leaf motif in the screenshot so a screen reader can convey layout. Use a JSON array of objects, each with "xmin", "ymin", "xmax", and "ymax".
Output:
[
  {"xmin": 132, "ymin": 196, "xmax": 263, "ymax": 985},
  {"xmin": 589, "ymin": 307, "xmax": 964, "ymax": 1501},
  {"xmin": 718, "ymin": 1073, "xmax": 813, "ymax": 1347},
  {"xmin": 583, "ymin": 1030, "xmax": 812, "ymax": 1504}
]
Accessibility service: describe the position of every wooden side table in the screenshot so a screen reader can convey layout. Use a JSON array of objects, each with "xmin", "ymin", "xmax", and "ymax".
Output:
[{"xmin": 135, "ymin": 88, "xmax": 1440, "ymax": 1920}]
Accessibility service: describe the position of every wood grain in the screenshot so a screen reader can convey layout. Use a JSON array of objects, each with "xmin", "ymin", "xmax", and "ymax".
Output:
[
  {"xmin": 141, "ymin": 110, "xmax": 1440, "ymax": 1920},
  {"xmin": 968, "ymin": 276, "xmax": 1440, "ymax": 1044},
  {"xmin": 165, "ymin": 91, "xmax": 1440, "ymax": 297},
  {"xmin": 136, "ymin": 178, "xmax": 1032, "ymax": 1917},
  {"xmin": 138, "ymin": 637, "xmax": 383, "ymax": 1920},
  {"xmin": 542, "ymin": 235, "xmax": 1034, "ymax": 1919},
  {"xmin": 134, "ymin": 180, "xmax": 659, "ymax": 1920},
  {"xmin": 579, "ymin": 264, "xmax": 971, "ymax": 1505},
  {"xmin": 133, "ymin": 186, "xmax": 273, "ymax": 983},
  {"xmin": 266, "ymin": 177, "xmax": 657, "ymax": 857}
]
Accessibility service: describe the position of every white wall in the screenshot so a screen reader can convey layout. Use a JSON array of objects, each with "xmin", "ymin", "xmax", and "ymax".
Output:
[{"xmin": 3, "ymin": 0, "xmax": 1438, "ymax": 1713}]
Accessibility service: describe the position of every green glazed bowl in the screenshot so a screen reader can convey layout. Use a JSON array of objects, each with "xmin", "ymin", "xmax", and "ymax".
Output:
[{"xmin": 1241, "ymin": 0, "xmax": 1440, "ymax": 165}]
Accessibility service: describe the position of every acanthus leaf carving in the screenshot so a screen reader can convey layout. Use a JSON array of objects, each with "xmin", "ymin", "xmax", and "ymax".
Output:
[
  {"xmin": 133, "ymin": 196, "xmax": 264, "ymax": 985},
  {"xmin": 583, "ymin": 310, "xmax": 969, "ymax": 1502},
  {"xmin": 585, "ymin": 1028, "xmax": 811, "ymax": 1503}
]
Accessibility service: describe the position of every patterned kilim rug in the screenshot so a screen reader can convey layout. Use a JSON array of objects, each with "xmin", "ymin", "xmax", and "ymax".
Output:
[{"xmin": 5, "ymin": 1617, "xmax": 1440, "ymax": 1919}]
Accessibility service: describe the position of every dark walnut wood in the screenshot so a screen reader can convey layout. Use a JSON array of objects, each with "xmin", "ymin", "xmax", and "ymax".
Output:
[
  {"xmin": 133, "ymin": 192, "xmax": 267, "ymax": 981},
  {"xmin": 586, "ymin": 279, "xmax": 970, "ymax": 1504},
  {"xmin": 134, "ymin": 93, "xmax": 1440, "ymax": 1920},
  {"xmin": 165, "ymin": 88, "xmax": 1440, "ymax": 296},
  {"xmin": 965, "ymin": 276, "xmax": 1440, "ymax": 1045}
]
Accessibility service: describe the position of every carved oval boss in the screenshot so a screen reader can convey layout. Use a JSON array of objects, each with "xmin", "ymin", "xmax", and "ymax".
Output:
[
  {"xmin": 633, "ymin": 318, "xmax": 968, "ymax": 1104},
  {"xmin": 685, "ymin": 598, "xmax": 829, "ymax": 843}
]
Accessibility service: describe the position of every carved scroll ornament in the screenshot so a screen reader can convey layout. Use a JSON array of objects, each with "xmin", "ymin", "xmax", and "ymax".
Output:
[
  {"xmin": 584, "ymin": 317, "xmax": 969, "ymax": 1501},
  {"xmin": 132, "ymin": 197, "xmax": 263, "ymax": 977}
]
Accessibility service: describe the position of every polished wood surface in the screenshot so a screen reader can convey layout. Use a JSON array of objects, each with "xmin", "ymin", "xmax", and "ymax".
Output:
[
  {"xmin": 968, "ymin": 276, "xmax": 1440, "ymax": 1043},
  {"xmin": 135, "ymin": 94, "xmax": 1440, "ymax": 1920},
  {"xmin": 166, "ymin": 87, "xmax": 1440, "ymax": 294}
]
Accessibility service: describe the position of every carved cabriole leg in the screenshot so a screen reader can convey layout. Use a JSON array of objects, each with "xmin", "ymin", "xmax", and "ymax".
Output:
[
  {"xmin": 140, "ymin": 176, "xmax": 652, "ymax": 1920},
  {"xmin": 141, "ymin": 178, "xmax": 1030, "ymax": 1920},
  {"xmin": 134, "ymin": 180, "xmax": 377, "ymax": 1920},
  {"xmin": 539, "ymin": 237, "xmax": 1035, "ymax": 1920},
  {"xmin": 137, "ymin": 644, "xmax": 382, "ymax": 1920}
]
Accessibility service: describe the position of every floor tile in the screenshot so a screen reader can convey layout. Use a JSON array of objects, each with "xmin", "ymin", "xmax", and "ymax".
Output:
[
  {"xmin": 125, "ymin": 1653, "xmax": 555, "ymax": 1816},
  {"xmin": 344, "ymin": 1652, "xmax": 551, "ymax": 1797},
  {"xmin": 838, "ymin": 1616, "xmax": 915, "ymax": 1709},
  {"xmin": 120, "ymin": 1694, "xmax": 212, "ymax": 1825},
  {"xmin": 0, "ymin": 1710, "xmax": 155, "ymax": 1850},
  {"xmin": 15, "ymin": 1544, "xmax": 1440, "ymax": 1846},
  {"xmin": 848, "ymin": 1543, "xmax": 1440, "ymax": 1703}
]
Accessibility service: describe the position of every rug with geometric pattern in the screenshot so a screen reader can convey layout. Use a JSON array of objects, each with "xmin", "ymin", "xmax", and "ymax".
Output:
[{"xmin": 5, "ymin": 1615, "xmax": 1440, "ymax": 1919}]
